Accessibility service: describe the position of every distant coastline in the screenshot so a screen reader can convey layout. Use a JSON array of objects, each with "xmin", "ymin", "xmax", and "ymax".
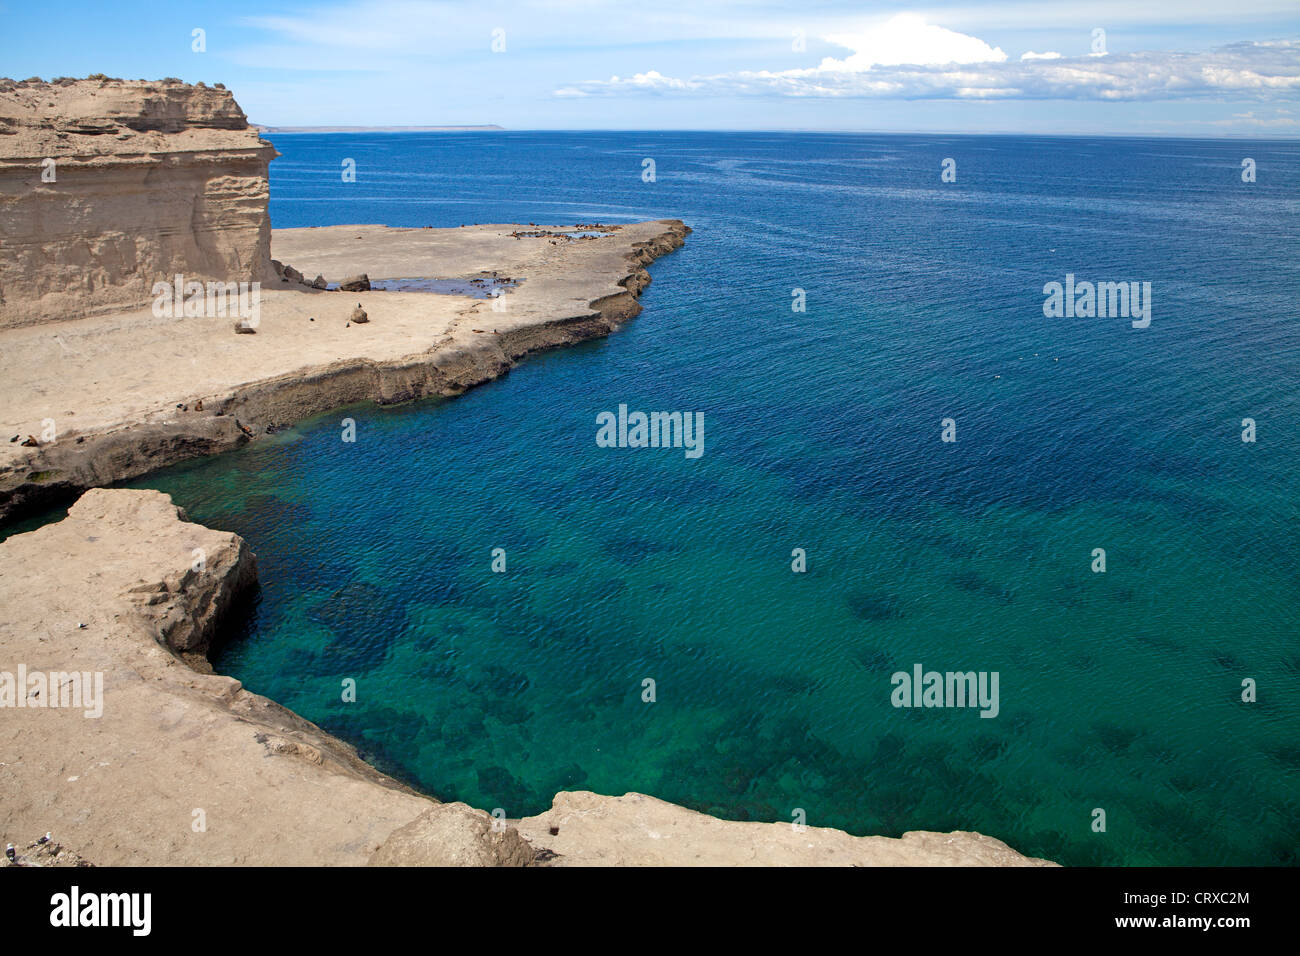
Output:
[{"xmin": 255, "ymin": 124, "xmax": 505, "ymax": 133}]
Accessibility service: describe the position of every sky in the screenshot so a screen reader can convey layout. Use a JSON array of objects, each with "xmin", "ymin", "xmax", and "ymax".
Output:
[{"xmin": 2, "ymin": 0, "xmax": 1298, "ymax": 135}]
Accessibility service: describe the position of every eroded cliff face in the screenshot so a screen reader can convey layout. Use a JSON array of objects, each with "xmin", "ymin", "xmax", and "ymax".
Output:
[{"xmin": 0, "ymin": 77, "xmax": 276, "ymax": 328}]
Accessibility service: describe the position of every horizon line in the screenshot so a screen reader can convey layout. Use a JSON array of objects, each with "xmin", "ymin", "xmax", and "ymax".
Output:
[{"xmin": 254, "ymin": 126, "xmax": 1300, "ymax": 141}]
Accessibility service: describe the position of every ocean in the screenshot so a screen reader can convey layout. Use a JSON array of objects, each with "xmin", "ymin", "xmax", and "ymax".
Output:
[{"xmin": 123, "ymin": 131, "xmax": 1299, "ymax": 865}]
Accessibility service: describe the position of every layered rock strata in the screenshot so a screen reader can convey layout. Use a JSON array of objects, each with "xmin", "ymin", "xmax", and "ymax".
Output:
[{"xmin": 0, "ymin": 77, "xmax": 276, "ymax": 329}]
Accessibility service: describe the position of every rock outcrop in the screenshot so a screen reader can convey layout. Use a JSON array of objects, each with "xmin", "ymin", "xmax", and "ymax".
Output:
[
  {"xmin": 515, "ymin": 792, "xmax": 1055, "ymax": 866},
  {"xmin": 0, "ymin": 77, "xmax": 277, "ymax": 329},
  {"xmin": 369, "ymin": 804, "xmax": 537, "ymax": 867},
  {"xmin": 0, "ymin": 489, "xmax": 435, "ymax": 866}
]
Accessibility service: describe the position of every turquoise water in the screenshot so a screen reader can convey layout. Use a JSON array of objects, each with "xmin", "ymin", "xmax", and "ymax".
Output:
[{"xmin": 120, "ymin": 132, "xmax": 1297, "ymax": 865}]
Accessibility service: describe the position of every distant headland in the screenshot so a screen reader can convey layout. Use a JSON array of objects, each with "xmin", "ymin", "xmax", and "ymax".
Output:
[{"xmin": 255, "ymin": 124, "xmax": 506, "ymax": 133}]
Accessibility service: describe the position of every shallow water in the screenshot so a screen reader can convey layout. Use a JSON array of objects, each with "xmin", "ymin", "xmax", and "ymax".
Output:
[
  {"xmin": 364, "ymin": 276, "xmax": 520, "ymax": 297},
  {"xmin": 122, "ymin": 131, "xmax": 1298, "ymax": 865}
]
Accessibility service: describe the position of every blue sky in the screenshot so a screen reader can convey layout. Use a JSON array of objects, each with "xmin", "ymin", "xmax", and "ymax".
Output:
[{"xmin": 2, "ymin": 0, "xmax": 1298, "ymax": 134}]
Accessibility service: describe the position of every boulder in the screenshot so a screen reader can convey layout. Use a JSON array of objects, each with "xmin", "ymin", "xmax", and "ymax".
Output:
[
  {"xmin": 349, "ymin": 305, "xmax": 369, "ymax": 324},
  {"xmin": 367, "ymin": 804, "xmax": 536, "ymax": 867},
  {"xmin": 339, "ymin": 274, "xmax": 370, "ymax": 292}
]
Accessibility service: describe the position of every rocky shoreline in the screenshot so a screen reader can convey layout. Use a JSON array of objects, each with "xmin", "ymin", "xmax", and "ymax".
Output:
[
  {"xmin": 0, "ymin": 489, "xmax": 1054, "ymax": 866},
  {"xmin": 0, "ymin": 220, "xmax": 688, "ymax": 526},
  {"xmin": 0, "ymin": 223, "xmax": 1055, "ymax": 865},
  {"xmin": 0, "ymin": 76, "xmax": 1055, "ymax": 866}
]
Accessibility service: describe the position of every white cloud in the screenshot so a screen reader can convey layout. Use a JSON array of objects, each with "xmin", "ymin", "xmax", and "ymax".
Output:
[
  {"xmin": 911, "ymin": 0, "xmax": 1300, "ymax": 30},
  {"xmin": 818, "ymin": 14, "xmax": 1006, "ymax": 70},
  {"xmin": 560, "ymin": 32, "xmax": 1300, "ymax": 103},
  {"xmin": 1021, "ymin": 51, "xmax": 1062, "ymax": 61}
]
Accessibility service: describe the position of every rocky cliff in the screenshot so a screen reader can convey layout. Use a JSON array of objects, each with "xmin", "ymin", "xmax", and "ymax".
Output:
[
  {"xmin": 0, "ymin": 79, "xmax": 1054, "ymax": 866},
  {"xmin": 0, "ymin": 77, "xmax": 276, "ymax": 328}
]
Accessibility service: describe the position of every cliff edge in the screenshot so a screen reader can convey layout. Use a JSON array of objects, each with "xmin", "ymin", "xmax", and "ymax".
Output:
[{"xmin": 0, "ymin": 489, "xmax": 1055, "ymax": 867}]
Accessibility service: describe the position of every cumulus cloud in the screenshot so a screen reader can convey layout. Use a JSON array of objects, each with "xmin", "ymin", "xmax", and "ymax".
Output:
[
  {"xmin": 817, "ymin": 14, "xmax": 1006, "ymax": 71},
  {"xmin": 558, "ymin": 24, "xmax": 1300, "ymax": 103}
]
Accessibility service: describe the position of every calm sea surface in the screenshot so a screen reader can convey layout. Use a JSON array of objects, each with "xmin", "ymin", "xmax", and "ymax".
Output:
[{"xmin": 119, "ymin": 132, "xmax": 1298, "ymax": 865}]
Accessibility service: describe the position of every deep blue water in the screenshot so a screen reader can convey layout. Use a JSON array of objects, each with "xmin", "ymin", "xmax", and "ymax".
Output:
[{"xmin": 127, "ymin": 132, "xmax": 1299, "ymax": 865}]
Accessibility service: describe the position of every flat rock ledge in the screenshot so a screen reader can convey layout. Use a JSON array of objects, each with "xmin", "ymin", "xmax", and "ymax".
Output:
[
  {"xmin": 0, "ymin": 488, "xmax": 1056, "ymax": 866},
  {"xmin": 0, "ymin": 219, "xmax": 690, "ymax": 525}
]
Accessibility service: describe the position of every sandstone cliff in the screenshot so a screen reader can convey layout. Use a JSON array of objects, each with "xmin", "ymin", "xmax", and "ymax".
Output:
[{"xmin": 0, "ymin": 77, "xmax": 276, "ymax": 328}]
